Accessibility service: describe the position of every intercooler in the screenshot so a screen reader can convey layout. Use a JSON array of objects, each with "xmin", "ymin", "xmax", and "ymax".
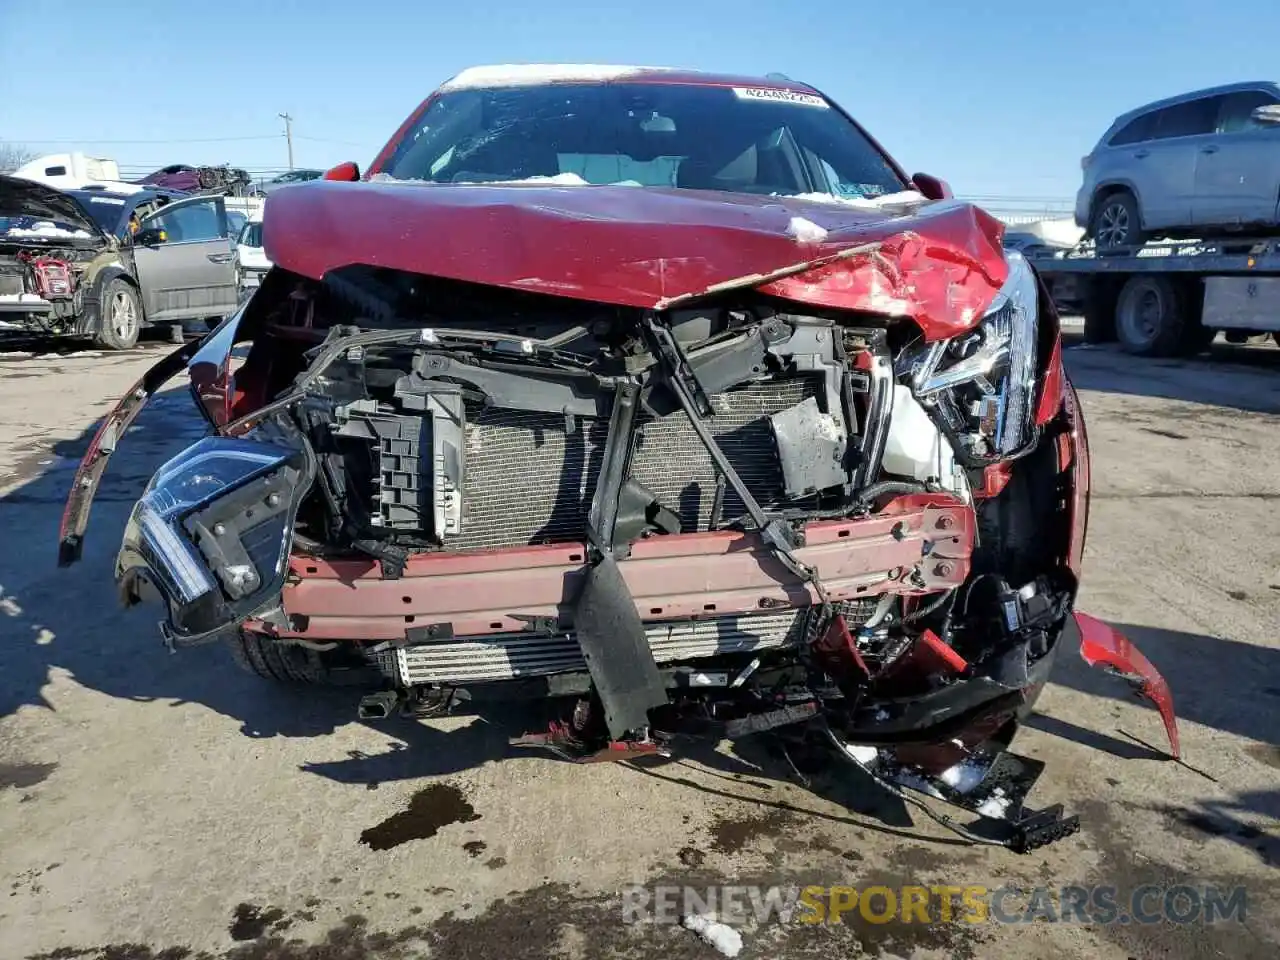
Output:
[
  {"xmin": 374, "ymin": 609, "xmax": 811, "ymax": 685},
  {"xmin": 444, "ymin": 375, "xmax": 822, "ymax": 551}
]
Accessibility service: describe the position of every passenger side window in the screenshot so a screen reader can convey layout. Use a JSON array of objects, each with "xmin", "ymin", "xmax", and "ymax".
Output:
[
  {"xmin": 1151, "ymin": 97, "xmax": 1221, "ymax": 139},
  {"xmin": 146, "ymin": 199, "xmax": 223, "ymax": 244},
  {"xmin": 1216, "ymin": 91, "xmax": 1280, "ymax": 133}
]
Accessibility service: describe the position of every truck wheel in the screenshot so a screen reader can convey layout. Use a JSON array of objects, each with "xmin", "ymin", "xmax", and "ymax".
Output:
[
  {"xmin": 1082, "ymin": 277, "xmax": 1119, "ymax": 343},
  {"xmin": 1115, "ymin": 275, "xmax": 1188, "ymax": 357},
  {"xmin": 228, "ymin": 630, "xmax": 381, "ymax": 687},
  {"xmin": 1090, "ymin": 190, "xmax": 1143, "ymax": 252},
  {"xmin": 95, "ymin": 278, "xmax": 142, "ymax": 350}
]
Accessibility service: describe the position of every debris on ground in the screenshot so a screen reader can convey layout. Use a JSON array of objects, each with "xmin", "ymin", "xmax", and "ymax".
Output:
[{"xmin": 682, "ymin": 914, "xmax": 744, "ymax": 957}]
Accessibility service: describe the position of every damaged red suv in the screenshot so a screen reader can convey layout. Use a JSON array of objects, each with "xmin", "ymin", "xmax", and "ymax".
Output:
[{"xmin": 59, "ymin": 65, "xmax": 1178, "ymax": 852}]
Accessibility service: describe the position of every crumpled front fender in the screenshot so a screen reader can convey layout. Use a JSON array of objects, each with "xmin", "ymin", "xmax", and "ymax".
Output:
[{"xmin": 1075, "ymin": 611, "xmax": 1180, "ymax": 760}]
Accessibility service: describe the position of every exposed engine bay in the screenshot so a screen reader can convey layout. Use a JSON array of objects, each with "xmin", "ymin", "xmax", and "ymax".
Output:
[
  {"xmin": 61, "ymin": 248, "xmax": 1179, "ymax": 856},
  {"xmin": 0, "ymin": 244, "xmax": 89, "ymax": 333}
]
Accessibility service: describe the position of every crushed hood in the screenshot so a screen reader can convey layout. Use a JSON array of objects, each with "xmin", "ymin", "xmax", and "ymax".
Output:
[
  {"xmin": 263, "ymin": 180, "xmax": 1010, "ymax": 340},
  {"xmin": 0, "ymin": 174, "xmax": 105, "ymax": 239}
]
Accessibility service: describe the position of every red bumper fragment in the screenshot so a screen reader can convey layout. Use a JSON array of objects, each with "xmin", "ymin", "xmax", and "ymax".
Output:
[{"xmin": 1075, "ymin": 612, "xmax": 1180, "ymax": 760}]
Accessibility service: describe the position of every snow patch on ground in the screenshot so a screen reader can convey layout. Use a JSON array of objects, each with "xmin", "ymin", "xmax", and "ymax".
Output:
[
  {"xmin": 682, "ymin": 915, "xmax": 743, "ymax": 957},
  {"xmin": 440, "ymin": 63, "xmax": 674, "ymax": 91},
  {"xmin": 5, "ymin": 221, "xmax": 92, "ymax": 240},
  {"xmin": 787, "ymin": 216, "xmax": 828, "ymax": 244}
]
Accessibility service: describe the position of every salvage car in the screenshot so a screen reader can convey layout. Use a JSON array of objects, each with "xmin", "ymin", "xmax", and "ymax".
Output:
[
  {"xmin": 2, "ymin": 175, "xmax": 146, "ymax": 348},
  {"xmin": 1078, "ymin": 80, "xmax": 1280, "ymax": 251},
  {"xmin": 1, "ymin": 176, "xmax": 242, "ymax": 347},
  {"xmin": 134, "ymin": 164, "xmax": 252, "ymax": 196},
  {"xmin": 59, "ymin": 65, "xmax": 1179, "ymax": 852}
]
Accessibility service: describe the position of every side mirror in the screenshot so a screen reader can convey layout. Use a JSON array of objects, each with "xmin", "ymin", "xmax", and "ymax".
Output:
[
  {"xmin": 909, "ymin": 172, "xmax": 953, "ymax": 201},
  {"xmin": 323, "ymin": 161, "xmax": 361, "ymax": 182},
  {"xmin": 1250, "ymin": 104, "xmax": 1280, "ymax": 125},
  {"xmin": 135, "ymin": 227, "xmax": 167, "ymax": 246}
]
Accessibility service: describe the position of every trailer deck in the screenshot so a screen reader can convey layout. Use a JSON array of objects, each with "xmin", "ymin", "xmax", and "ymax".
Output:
[{"xmin": 1025, "ymin": 235, "xmax": 1280, "ymax": 356}]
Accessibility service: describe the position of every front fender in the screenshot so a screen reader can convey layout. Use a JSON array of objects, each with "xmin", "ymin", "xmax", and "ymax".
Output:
[{"xmin": 76, "ymin": 263, "xmax": 141, "ymax": 337}]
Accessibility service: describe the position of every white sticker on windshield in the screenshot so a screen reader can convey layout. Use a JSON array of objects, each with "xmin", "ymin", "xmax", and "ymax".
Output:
[
  {"xmin": 89, "ymin": 197, "xmax": 126, "ymax": 205},
  {"xmin": 733, "ymin": 87, "xmax": 829, "ymax": 108}
]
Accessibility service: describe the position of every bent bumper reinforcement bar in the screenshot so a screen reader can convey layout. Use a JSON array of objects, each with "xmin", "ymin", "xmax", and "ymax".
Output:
[{"xmin": 252, "ymin": 495, "xmax": 974, "ymax": 643}]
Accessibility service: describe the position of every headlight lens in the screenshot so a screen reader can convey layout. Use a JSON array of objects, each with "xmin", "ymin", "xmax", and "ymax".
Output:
[
  {"xmin": 904, "ymin": 251, "xmax": 1040, "ymax": 465},
  {"xmin": 118, "ymin": 435, "xmax": 305, "ymax": 638}
]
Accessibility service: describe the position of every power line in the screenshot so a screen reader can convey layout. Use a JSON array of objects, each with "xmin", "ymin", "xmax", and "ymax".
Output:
[
  {"xmin": 2, "ymin": 135, "xmax": 282, "ymax": 145},
  {"xmin": 295, "ymin": 134, "xmax": 368, "ymax": 148}
]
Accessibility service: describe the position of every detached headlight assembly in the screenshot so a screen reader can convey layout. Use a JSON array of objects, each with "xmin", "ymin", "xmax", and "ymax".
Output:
[
  {"xmin": 904, "ymin": 251, "xmax": 1041, "ymax": 466},
  {"xmin": 117, "ymin": 435, "xmax": 310, "ymax": 642}
]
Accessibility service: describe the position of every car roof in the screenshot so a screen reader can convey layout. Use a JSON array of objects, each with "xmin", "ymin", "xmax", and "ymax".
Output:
[
  {"xmin": 437, "ymin": 63, "xmax": 820, "ymax": 95},
  {"xmin": 1115, "ymin": 80, "xmax": 1280, "ymax": 123},
  {"xmin": 68, "ymin": 187, "xmax": 182, "ymax": 203}
]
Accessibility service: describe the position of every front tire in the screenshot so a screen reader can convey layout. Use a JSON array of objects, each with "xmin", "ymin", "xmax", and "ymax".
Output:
[
  {"xmin": 228, "ymin": 630, "xmax": 381, "ymax": 687},
  {"xmin": 1091, "ymin": 190, "xmax": 1144, "ymax": 252},
  {"xmin": 95, "ymin": 278, "xmax": 142, "ymax": 350}
]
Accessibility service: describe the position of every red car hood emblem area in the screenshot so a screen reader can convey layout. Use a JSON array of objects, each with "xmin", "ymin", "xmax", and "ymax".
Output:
[{"xmin": 262, "ymin": 181, "xmax": 1009, "ymax": 340}]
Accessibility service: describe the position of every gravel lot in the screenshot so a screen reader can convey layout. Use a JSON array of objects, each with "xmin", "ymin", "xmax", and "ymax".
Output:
[{"xmin": 1, "ymin": 329, "xmax": 1277, "ymax": 959}]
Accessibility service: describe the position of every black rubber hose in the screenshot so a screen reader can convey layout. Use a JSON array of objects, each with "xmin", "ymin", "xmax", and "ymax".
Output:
[{"xmin": 855, "ymin": 479, "xmax": 929, "ymax": 508}]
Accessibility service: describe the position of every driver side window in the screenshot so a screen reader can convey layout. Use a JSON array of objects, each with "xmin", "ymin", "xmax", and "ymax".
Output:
[
  {"xmin": 1217, "ymin": 91, "xmax": 1280, "ymax": 134},
  {"xmin": 147, "ymin": 200, "xmax": 222, "ymax": 243}
]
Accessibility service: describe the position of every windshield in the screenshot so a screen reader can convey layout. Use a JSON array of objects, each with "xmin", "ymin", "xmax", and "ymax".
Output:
[
  {"xmin": 379, "ymin": 83, "xmax": 907, "ymax": 200},
  {"xmin": 66, "ymin": 193, "xmax": 127, "ymax": 233},
  {"xmin": 239, "ymin": 221, "xmax": 263, "ymax": 247}
]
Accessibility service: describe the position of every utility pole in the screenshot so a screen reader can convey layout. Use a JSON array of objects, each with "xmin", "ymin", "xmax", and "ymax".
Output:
[{"xmin": 279, "ymin": 112, "xmax": 294, "ymax": 170}]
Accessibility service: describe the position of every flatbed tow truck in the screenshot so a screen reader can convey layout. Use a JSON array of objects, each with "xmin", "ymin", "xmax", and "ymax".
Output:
[{"xmin": 1026, "ymin": 235, "xmax": 1280, "ymax": 356}]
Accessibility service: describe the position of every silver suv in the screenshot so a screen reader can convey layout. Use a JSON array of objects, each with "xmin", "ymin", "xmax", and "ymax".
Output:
[{"xmin": 1076, "ymin": 81, "xmax": 1280, "ymax": 251}]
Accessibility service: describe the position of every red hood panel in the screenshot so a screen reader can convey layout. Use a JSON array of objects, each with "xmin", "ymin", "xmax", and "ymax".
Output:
[{"xmin": 263, "ymin": 181, "xmax": 1009, "ymax": 339}]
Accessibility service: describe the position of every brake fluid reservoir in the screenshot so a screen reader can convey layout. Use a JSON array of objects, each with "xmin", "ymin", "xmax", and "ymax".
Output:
[{"xmin": 881, "ymin": 384, "xmax": 947, "ymax": 483}]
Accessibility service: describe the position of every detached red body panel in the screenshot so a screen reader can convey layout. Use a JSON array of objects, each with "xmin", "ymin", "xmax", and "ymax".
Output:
[
  {"xmin": 262, "ymin": 182, "xmax": 1008, "ymax": 342},
  {"xmin": 1075, "ymin": 612, "xmax": 1181, "ymax": 760}
]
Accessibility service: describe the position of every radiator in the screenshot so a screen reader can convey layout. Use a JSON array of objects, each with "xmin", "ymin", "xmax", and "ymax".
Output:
[
  {"xmin": 444, "ymin": 376, "xmax": 817, "ymax": 551},
  {"xmin": 375, "ymin": 610, "xmax": 810, "ymax": 685}
]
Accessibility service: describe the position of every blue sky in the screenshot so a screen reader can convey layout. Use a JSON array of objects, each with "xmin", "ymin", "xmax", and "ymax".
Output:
[{"xmin": 2, "ymin": 0, "xmax": 1276, "ymax": 204}]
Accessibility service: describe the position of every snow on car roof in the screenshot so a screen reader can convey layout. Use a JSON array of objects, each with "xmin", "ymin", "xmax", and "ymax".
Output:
[
  {"xmin": 439, "ymin": 63, "xmax": 676, "ymax": 91},
  {"xmin": 437, "ymin": 64, "xmax": 822, "ymax": 96}
]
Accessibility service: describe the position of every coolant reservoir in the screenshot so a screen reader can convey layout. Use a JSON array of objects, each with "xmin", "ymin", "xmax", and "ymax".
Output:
[{"xmin": 882, "ymin": 384, "xmax": 955, "ymax": 485}]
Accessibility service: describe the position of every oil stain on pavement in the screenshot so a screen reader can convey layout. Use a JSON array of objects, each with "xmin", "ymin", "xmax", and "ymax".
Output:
[
  {"xmin": 358, "ymin": 781, "xmax": 481, "ymax": 852},
  {"xmin": 0, "ymin": 762, "xmax": 57, "ymax": 791}
]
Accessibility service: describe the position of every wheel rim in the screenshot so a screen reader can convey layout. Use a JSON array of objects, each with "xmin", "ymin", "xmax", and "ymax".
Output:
[
  {"xmin": 1118, "ymin": 285, "xmax": 1162, "ymax": 347},
  {"xmin": 109, "ymin": 290, "xmax": 138, "ymax": 341},
  {"xmin": 1097, "ymin": 202, "xmax": 1131, "ymax": 247}
]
